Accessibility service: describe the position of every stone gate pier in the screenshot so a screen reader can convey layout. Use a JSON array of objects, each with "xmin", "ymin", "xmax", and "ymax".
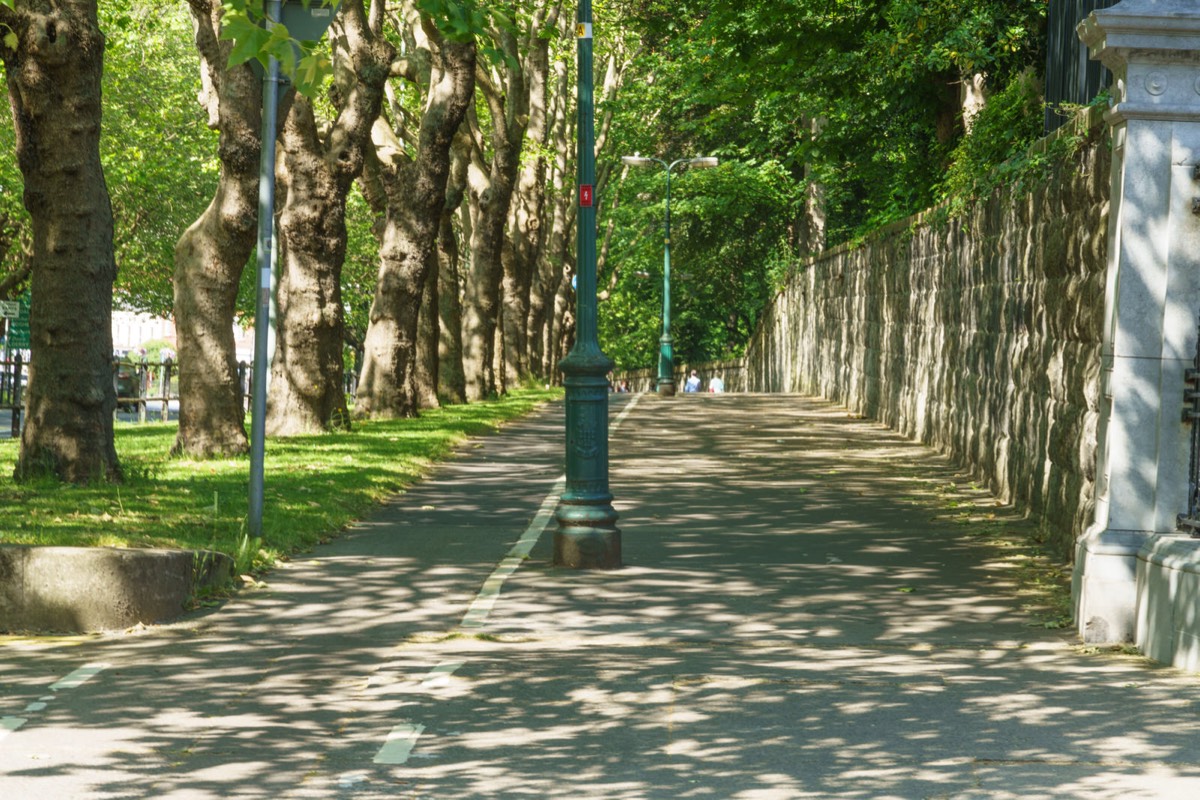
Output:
[{"xmin": 1072, "ymin": 0, "xmax": 1200, "ymax": 670}]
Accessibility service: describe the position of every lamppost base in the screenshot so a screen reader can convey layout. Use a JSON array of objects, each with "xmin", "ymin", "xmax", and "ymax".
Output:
[
  {"xmin": 554, "ymin": 526, "xmax": 622, "ymax": 569},
  {"xmin": 657, "ymin": 380, "xmax": 676, "ymax": 397}
]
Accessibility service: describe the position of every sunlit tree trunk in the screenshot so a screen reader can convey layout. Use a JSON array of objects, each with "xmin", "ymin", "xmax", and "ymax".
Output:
[
  {"xmin": 172, "ymin": 0, "xmax": 258, "ymax": 458},
  {"xmin": 436, "ymin": 146, "xmax": 468, "ymax": 404},
  {"xmin": 414, "ymin": 245, "xmax": 440, "ymax": 409},
  {"xmin": 355, "ymin": 20, "xmax": 474, "ymax": 419},
  {"xmin": 4, "ymin": 0, "xmax": 120, "ymax": 483},
  {"xmin": 267, "ymin": 0, "xmax": 392, "ymax": 435}
]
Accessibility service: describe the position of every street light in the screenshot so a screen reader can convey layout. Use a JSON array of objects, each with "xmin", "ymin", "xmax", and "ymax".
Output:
[
  {"xmin": 620, "ymin": 154, "xmax": 718, "ymax": 395},
  {"xmin": 554, "ymin": 0, "xmax": 621, "ymax": 569}
]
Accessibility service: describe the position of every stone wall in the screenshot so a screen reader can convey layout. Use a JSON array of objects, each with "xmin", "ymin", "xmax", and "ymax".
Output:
[{"xmin": 743, "ymin": 110, "xmax": 1111, "ymax": 560}]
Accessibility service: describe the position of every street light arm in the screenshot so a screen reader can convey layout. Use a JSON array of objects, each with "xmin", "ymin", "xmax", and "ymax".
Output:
[{"xmin": 621, "ymin": 155, "xmax": 666, "ymax": 169}]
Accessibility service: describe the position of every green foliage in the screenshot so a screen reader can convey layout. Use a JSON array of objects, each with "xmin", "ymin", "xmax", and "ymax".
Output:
[
  {"xmin": 0, "ymin": 388, "xmax": 562, "ymax": 562},
  {"xmin": 936, "ymin": 72, "xmax": 1045, "ymax": 213},
  {"xmin": 341, "ymin": 183, "xmax": 379, "ymax": 348},
  {"xmin": 102, "ymin": 1, "xmax": 218, "ymax": 316},
  {"xmin": 599, "ymin": 160, "xmax": 801, "ymax": 369},
  {"xmin": 417, "ymin": 0, "xmax": 490, "ymax": 42},
  {"xmin": 611, "ymin": 0, "xmax": 1048, "ymax": 245},
  {"xmin": 220, "ymin": 0, "xmax": 338, "ymax": 98},
  {"xmin": 0, "ymin": 88, "xmax": 28, "ymax": 299}
]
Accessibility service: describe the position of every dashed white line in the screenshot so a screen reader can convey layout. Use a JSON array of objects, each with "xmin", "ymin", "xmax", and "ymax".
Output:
[
  {"xmin": 50, "ymin": 662, "xmax": 110, "ymax": 691},
  {"xmin": 459, "ymin": 393, "xmax": 641, "ymax": 630},
  {"xmin": 420, "ymin": 661, "xmax": 465, "ymax": 688},
  {"xmin": 0, "ymin": 716, "xmax": 27, "ymax": 742},
  {"xmin": 1, "ymin": 663, "xmax": 110, "ymax": 746},
  {"xmin": 376, "ymin": 395, "xmax": 643, "ymax": 765},
  {"xmin": 373, "ymin": 723, "xmax": 425, "ymax": 765}
]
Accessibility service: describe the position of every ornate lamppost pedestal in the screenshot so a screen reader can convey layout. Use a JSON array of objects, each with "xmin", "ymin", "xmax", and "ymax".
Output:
[
  {"xmin": 657, "ymin": 332, "xmax": 676, "ymax": 396},
  {"xmin": 554, "ymin": 352, "xmax": 621, "ymax": 569}
]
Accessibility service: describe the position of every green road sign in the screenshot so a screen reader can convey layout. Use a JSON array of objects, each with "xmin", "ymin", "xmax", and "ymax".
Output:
[{"xmin": 5, "ymin": 291, "xmax": 30, "ymax": 349}]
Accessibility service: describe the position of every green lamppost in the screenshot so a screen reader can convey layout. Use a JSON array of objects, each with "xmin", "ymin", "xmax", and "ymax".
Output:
[
  {"xmin": 620, "ymin": 155, "xmax": 718, "ymax": 395},
  {"xmin": 554, "ymin": 0, "xmax": 621, "ymax": 569}
]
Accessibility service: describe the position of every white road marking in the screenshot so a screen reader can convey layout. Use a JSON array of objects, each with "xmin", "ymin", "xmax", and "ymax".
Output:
[
  {"xmin": 375, "ymin": 396, "xmax": 643, "ymax": 765},
  {"xmin": 0, "ymin": 717, "xmax": 27, "ymax": 742},
  {"xmin": 338, "ymin": 772, "xmax": 367, "ymax": 788},
  {"xmin": 2, "ymin": 663, "xmax": 111, "ymax": 748},
  {"xmin": 50, "ymin": 662, "xmax": 110, "ymax": 691},
  {"xmin": 460, "ymin": 483, "xmax": 562, "ymax": 629},
  {"xmin": 420, "ymin": 661, "xmax": 465, "ymax": 688},
  {"xmin": 373, "ymin": 723, "xmax": 425, "ymax": 765},
  {"xmin": 459, "ymin": 393, "xmax": 642, "ymax": 629}
]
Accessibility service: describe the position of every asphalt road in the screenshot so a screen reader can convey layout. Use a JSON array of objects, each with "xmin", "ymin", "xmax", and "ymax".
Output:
[{"xmin": 3, "ymin": 393, "xmax": 1200, "ymax": 799}]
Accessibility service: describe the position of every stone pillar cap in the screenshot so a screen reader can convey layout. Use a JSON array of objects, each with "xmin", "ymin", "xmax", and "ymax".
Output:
[{"xmin": 1079, "ymin": 0, "xmax": 1200, "ymax": 68}]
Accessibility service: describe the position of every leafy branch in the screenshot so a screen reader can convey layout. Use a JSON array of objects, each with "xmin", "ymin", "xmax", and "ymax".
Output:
[{"xmin": 219, "ymin": 0, "xmax": 339, "ymax": 97}]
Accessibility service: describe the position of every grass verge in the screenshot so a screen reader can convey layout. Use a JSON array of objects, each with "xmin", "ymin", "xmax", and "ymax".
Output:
[{"xmin": 0, "ymin": 387, "xmax": 562, "ymax": 574}]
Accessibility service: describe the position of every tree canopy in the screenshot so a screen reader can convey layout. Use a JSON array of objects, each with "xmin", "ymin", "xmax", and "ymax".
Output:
[{"xmin": 0, "ymin": 0, "xmax": 1064, "ymax": 442}]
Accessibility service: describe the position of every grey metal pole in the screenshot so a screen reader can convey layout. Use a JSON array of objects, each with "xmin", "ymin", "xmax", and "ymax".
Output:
[{"xmin": 248, "ymin": 0, "xmax": 283, "ymax": 540}]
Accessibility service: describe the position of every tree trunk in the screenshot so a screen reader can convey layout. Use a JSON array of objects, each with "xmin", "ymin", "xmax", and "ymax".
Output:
[
  {"xmin": 4, "ymin": 0, "xmax": 120, "ymax": 483},
  {"xmin": 499, "ymin": 7, "xmax": 559, "ymax": 386},
  {"xmin": 355, "ymin": 33, "xmax": 475, "ymax": 419},
  {"xmin": 436, "ymin": 146, "xmax": 468, "ymax": 404},
  {"xmin": 461, "ymin": 141, "xmax": 519, "ymax": 400},
  {"xmin": 172, "ymin": 0, "xmax": 258, "ymax": 458},
  {"xmin": 528, "ymin": 51, "xmax": 570, "ymax": 380},
  {"xmin": 415, "ymin": 245, "xmax": 439, "ymax": 408},
  {"xmin": 266, "ymin": 1, "xmax": 392, "ymax": 435},
  {"xmin": 267, "ymin": 97, "xmax": 352, "ymax": 435},
  {"xmin": 459, "ymin": 3, "xmax": 562, "ymax": 399}
]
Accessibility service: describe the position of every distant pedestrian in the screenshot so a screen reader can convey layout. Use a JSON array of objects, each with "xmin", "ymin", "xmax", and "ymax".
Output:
[
  {"xmin": 708, "ymin": 376, "xmax": 725, "ymax": 393},
  {"xmin": 617, "ymin": 379, "xmax": 630, "ymax": 393},
  {"xmin": 684, "ymin": 370, "xmax": 701, "ymax": 392}
]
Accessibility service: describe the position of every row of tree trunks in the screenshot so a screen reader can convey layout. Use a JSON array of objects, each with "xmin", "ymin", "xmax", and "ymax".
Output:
[
  {"xmin": 267, "ymin": 0, "xmax": 393, "ymax": 435},
  {"xmin": 171, "ymin": 0, "xmax": 258, "ymax": 458},
  {"xmin": 499, "ymin": 6, "xmax": 563, "ymax": 387},
  {"xmin": 2, "ymin": 0, "xmax": 121, "ymax": 482},
  {"xmin": 529, "ymin": 45, "xmax": 573, "ymax": 381},
  {"xmin": 355, "ymin": 7, "xmax": 475, "ymax": 420}
]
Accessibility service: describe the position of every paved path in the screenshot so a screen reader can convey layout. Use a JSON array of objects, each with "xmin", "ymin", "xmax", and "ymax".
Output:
[{"xmin": 3, "ymin": 393, "xmax": 1200, "ymax": 799}]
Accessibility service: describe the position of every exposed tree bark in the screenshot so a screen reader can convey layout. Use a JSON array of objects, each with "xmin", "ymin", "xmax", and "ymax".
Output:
[
  {"xmin": 268, "ymin": 97, "xmax": 354, "ymax": 435},
  {"xmin": 266, "ymin": 0, "xmax": 392, "ymax": 435},
  {"xmin": 355, "ymin": 9, "xmax": 475, "ymax": 420},
  {"xmin": 799, "ymin": 115, "xmax": 826, "ymax": 258},
  {"xmin": 499, "ymin": 3, "xmax": 564, "ymax": 386},
  {"xmin": 959, "ymin": 71, "xmax": 987, "ymax": 133},
  {"xmin": 460, "ymin": 2, "xmax": 563, "ymax": 399},
  {"xmin": 529, "ymin": 61, "xmax": 571, "ymax": 379},
  {"xmin": 4, "ymin": 0, "xmax": 120, "ymax": 483},
  {"xmin": 414, "ymin": 244, "xmax": 439, "ymax": 408},
  {"xmin": 436, "ymin": 145, "xmax": 468, "ymax": 404},
  {"xmin": 171, "ymin": 0, "xmax": 259, "ymax": 458}
]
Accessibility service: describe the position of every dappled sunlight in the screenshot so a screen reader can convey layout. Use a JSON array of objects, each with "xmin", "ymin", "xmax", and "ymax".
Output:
[{"xmin": 4, "ymin": 395, "xmax": 1200, "ymax": 797}]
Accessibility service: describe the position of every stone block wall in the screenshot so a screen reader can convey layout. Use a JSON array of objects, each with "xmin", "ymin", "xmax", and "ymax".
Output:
[{"xmin": 743, "ymin": 111, "xmax": 1111, "ymax": 560}]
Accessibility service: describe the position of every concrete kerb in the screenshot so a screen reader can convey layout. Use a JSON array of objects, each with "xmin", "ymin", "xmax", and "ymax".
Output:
[{"xmin": 0, "ymin": 545, "xmax": 233, "ymax": 633}]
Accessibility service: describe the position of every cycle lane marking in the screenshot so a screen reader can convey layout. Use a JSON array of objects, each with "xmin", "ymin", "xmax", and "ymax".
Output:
[
  {"xmin": 1, "ymin": 662, "xmax": 111, "ymax": 744},
  {"xmin": 376, "ymin": 395, "xmax": 643, "ymax": 767},
  {"xmin": 368, "ymin": 394, "xmax": 643, "ymax": 768}
]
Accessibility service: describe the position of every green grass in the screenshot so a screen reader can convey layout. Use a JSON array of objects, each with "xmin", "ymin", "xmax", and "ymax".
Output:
[{"xmin": 0, "ymin": 388, "xmax": 562, "ymax": 572}]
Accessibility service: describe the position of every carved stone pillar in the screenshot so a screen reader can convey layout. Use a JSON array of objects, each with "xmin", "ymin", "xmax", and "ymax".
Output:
[{"xmin": 1073, "ymin": 1, "xmax": 1200, "ymax": 661}]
